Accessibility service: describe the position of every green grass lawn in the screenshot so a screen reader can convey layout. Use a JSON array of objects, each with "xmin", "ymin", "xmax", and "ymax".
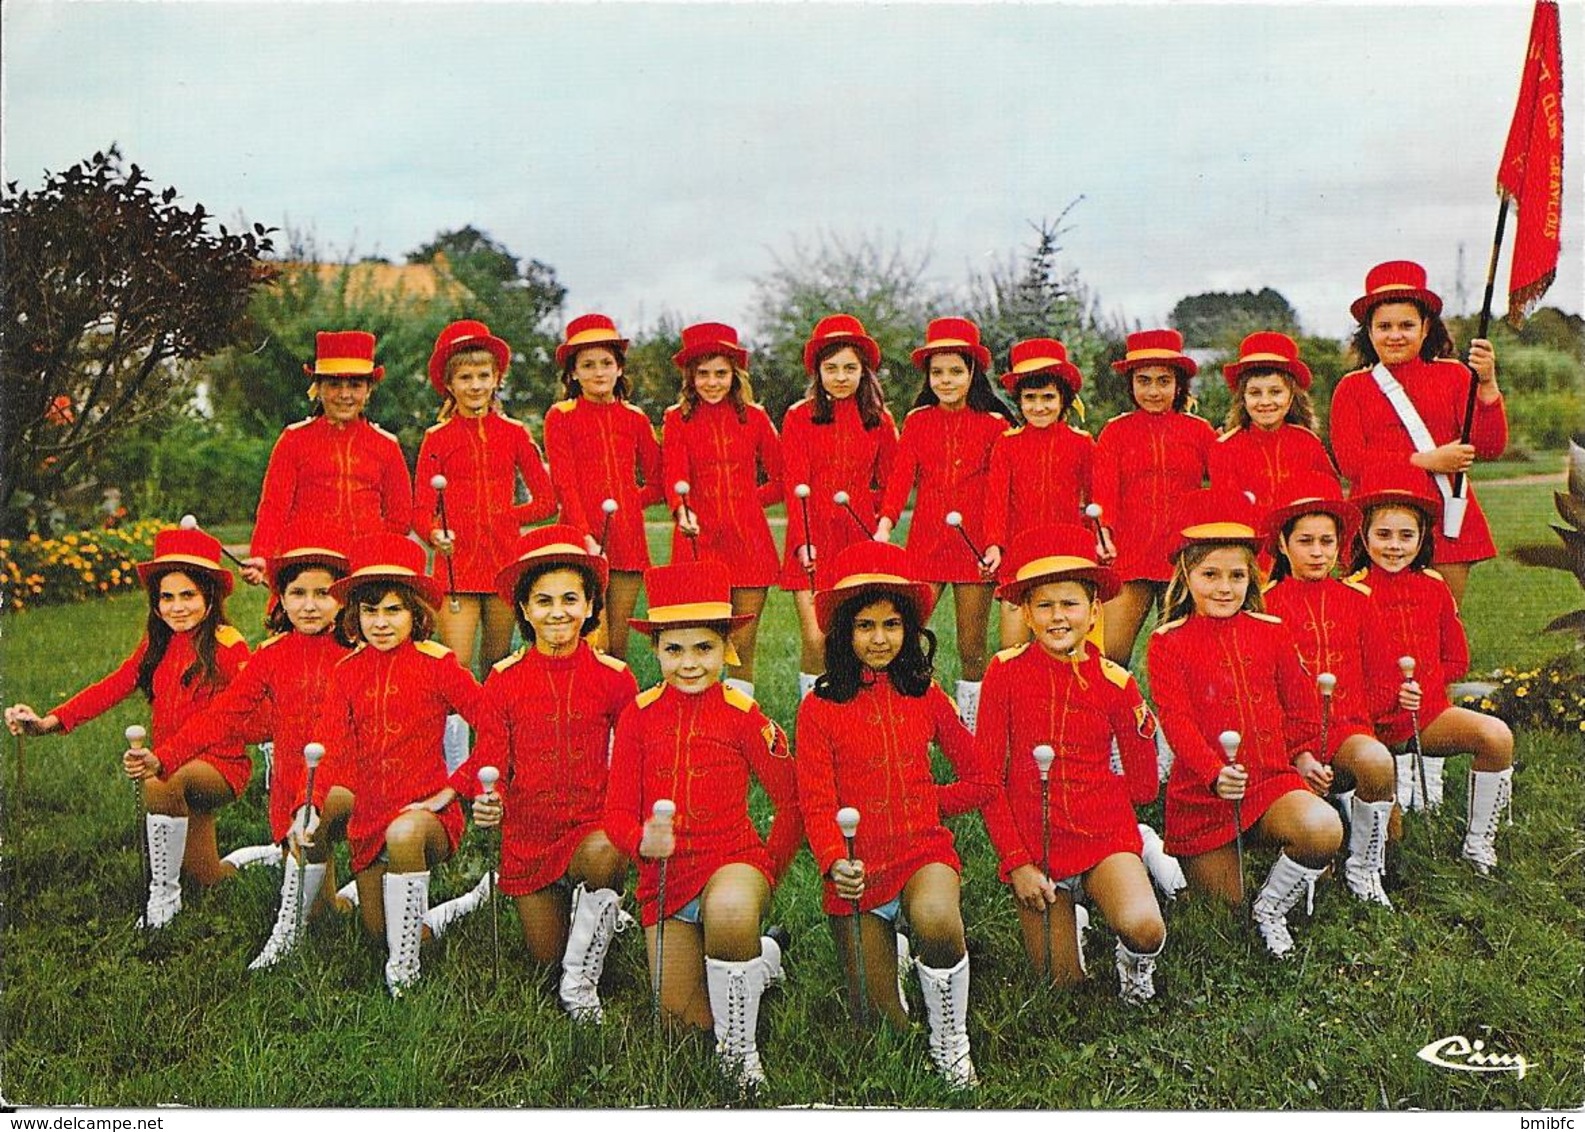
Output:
[{"xmin": 2, "ymin": 483, "xmax": 1581, "ymax": 1109}]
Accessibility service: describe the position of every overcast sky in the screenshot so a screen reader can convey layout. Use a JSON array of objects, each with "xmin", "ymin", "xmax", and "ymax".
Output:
[{"xmin": 4, "ymin": 1, "xmax": 1581, "ymax": 342}]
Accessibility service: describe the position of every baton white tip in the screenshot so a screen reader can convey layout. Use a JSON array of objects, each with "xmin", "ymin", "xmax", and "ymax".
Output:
[
  {"xmin": 429, "ymin": 474, "xmax": 448, "ymax": 491},
  {"xmin": 1083, "ymin": 503, "xmax": 1103, "ymax": 520},
  {"xmin": 945, "ymin": 511, "xmax": 963, "ymax": 527},
  {"xmin": 302, "ymin": 741, "xmax": 326, "ymax": 768},
  {"xmin": 477, "ymin": 765, "xmax": 500, "ymax": 790},
  {"xmin": 794, "ymin": 483, "xmax": 811, "ymax": 499},
  {"xmin": 1317, "ymin": 672, "xmax": 1337, "ymax": 693},
  {"xmin": 1032, "ymin": 744, "xmax": 1056, "ymax": 776},
  {"xmin": 601, "ymin": 498, "xmax": 619, "ymax": 514},
  {"xmin": 124, "ymin": 724, "xmax": 147, "ymax": 744},
  {"xmin": 835, "ymin": 806, "xmax": 861, "ymax": 836},
  {"xmin": 1217, "ymin": 730, "xmax": 1241, "ymax": 756},
  {"xmin": 1397, "ymin": 656, "xmax": 1416, "ymax": 677},
  {"xmin": 673, "ymin": 481, "xmax": 690, "ymax": 496},
  {"xmin": 179, "ymin": 514, "xmax": 198, "ymax": 530},
  {"xmin": 832, "ymin": 490, "xmax": 850, "ymax": 506},
  {"xmin": 652, "ymin": 798, "xmax": 676, "ymax": 820}
]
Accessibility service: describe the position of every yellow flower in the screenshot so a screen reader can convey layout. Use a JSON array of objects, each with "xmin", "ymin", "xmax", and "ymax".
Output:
[
  {"xmin": 1481, "ymin": 698, "xmax": 1495, "ymax": 711},
  {"xmin": 1515, "ymin": 687, "xmax": 1528, "ymax": 698}
]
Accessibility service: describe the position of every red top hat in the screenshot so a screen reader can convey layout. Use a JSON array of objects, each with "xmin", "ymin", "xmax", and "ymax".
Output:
[
  {"xmin": 999, "ymin": 337, "xmax": 1083, "ymax": 395},
  {"xmin": 329, "ymin": 533, "xmax": 443, "ymax": 611},
  {"xmin": 137, "ymin": 528, "xmax": 235, "ymax": 595},
  {"xmin": 1222, "ymin": 331, "xmax": 1312, "ymax": 390},
  {"xmin": 428, "ymin": 320, "xmax": 511, "ymax": 397},
  {"xmin": 911, "ymin": 317, "xmax": 992, "ymax": 372},
  {"xmin": 995, "ymin": 523, "xmax": 1119, "ymax": 604},
  {"xmin": 1110, "ymin": 328, "xmax": 1198, "ymax": 377},
  {"xmin": 267, "ymin": 524, "xmax": 350, "ymax": 590},
  {"xmin": 673, "ymin": 322, "xmax": 749, "ymax": 371},
  {"xmin": 1347, "ymin": 464, "xmax": 1443, "ymax": 524},
  {"xmin": 1262, "ymin": 474, "xmax": 1359, "ymax": 555},
  {"xmin": 303, "ymin": 330, "xmax": 385, "ymax": 383},
  {"xmin": 813, "ymin": 542, "xmax": 937, "ymax": 634},
  {"xmin": 629, "ymin": 560, "xmax": 754, "ymax": 634},
  {"xmin": 1165, "ymin": 488, "xmax": 1264, "ymax": 562},
  {"xmin": 494, "ymin": 524, "xmax": 611, "ymax": 605},
  {"xmin": 1349, "ymin": 260, "xmax": 1443, "ymax": 324},
  {"xmin": 803, "ymin": 314, "xmax": 881, "ymax": 374},
  {"xmin": 556, "ymin": 313, "xmax": 630, "ymax": 369}
]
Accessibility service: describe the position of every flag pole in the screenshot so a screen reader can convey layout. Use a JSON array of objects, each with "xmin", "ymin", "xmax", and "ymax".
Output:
[{"xmin": 1452, "ymin": 194, "xmax": 1510, "ymax": 501}]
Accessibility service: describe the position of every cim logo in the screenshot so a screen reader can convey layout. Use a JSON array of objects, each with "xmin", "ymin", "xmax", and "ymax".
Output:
[{"xmin": 1416, "ymin": 1034, "xmax": 1529, "ymax": 1079}]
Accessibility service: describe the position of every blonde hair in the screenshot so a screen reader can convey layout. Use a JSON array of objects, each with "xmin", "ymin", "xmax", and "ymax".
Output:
[
  {"xmin": 1161, "ymin": 542, "xmax": 1265, "ymax": 624},
  {"xmin": 1224, "ymin": 368, "xmax": 1319, "ymax": 432},
  {"xmin": 436, "ymin": 346, "xmax": 503, "ymax": 423}
]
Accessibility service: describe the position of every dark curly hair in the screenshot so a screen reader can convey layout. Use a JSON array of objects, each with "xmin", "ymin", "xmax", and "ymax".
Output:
[
  {"xmin": 815, "ymin": 590, "xmax": 937, "ymax": 703},
  {"xmin": 1349, "ymin": 299, "xmax": 1456, "ymax": 367},
  {"xmin": 511, "ymin": 560, "xmax": 605, "ymax": 643}
]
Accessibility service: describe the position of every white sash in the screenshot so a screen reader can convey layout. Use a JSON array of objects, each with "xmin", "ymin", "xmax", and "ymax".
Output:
[{"xmin": 1369, "ymin": 364, "xmax": 1467, "ymax": 539}]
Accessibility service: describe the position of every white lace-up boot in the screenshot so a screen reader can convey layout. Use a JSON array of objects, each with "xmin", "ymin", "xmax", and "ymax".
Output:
[
  {"xmin": 1395, "ymin": 752, "xmax": 1422, "ymax": 811},
  {"xmin": 334, "ymin": 879, "xmax": 360, "ymax": 910},
  {"xmin": 954, "ymin": 680, "xmax": 982, "ymax": 734},
  {"xmin": 1073, "ymin": 904, "xmax": 1090, "ymax": 975},
  {"xmin": 383, "ymin": 871, "xmax": 429, "ymax": 996},
  {"xmin": 895, "ymin": 933, "xmax": 912, "ymax": 1016},
  {"xmin": 1462, "ymin": 767, "xmax": 1513, "ymax": 876},
  {"xmin": 1115, "ymin": 937, "xmax": 1164, "ymax": 1005},
  {"xmin": 221, "ymin": 843, "xmax": 282, "ymax": 871},
  {"xmin": 1137, "ymin": 823, "xmax": 1187, "ymax": 899},
  {"xmin": 139, "ymin": 814, "xmax": 188, "ymax": 929},
  {"xmin": 249, "ymin": 859, "xmax": 327, "ymax": 969},
  {"xmin": 422, "ymin": 871, "xmax": 494, "ymax": 940},
  {"xmin": 1421, "ymin": 756, "xmax": 1446, "ymax": 810},
  {"xmin": 1344, "ymin": 797, "xmax": 1394, "ymax": 908},
  {"xmin": 559, "ymin": 885, "xmax": 623, "ymax": 1022},
  {"xmin": 915, "ymin": 953, "xmax": 978, "ymax": 1090},
  {"xmin": 1153, "ymin": 727, "xmax": 1176, "ymax": 783},
  {"xmin": 1251, "ymin": 853, "xmax": 1323, "ymax": 959},
  {"xmin": 705, "ymin": 952, "xmax": 775, "ymax": 1091}
]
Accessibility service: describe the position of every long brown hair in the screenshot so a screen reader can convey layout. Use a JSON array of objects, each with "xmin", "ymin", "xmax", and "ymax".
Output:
[
  {"xmin": 137, "ymin": 568, "xmax": 231, "ymax": 701},
  {"xmin": 808, "ymin": 343, "xmax": 886, "ymax": 429},
  {"xmin": 560, "ymin": 344, "xmax": 632, "ymax": 402},
  {"xmin": 337, "ymin": 581, "xmax": 437, "ymax": 645},
  {"xmin": 265, "ymin": 560, "xmax": 354, "ymax": 646}
]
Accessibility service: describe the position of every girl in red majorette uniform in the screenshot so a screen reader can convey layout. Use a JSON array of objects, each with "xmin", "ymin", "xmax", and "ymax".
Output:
[
  {"xmin": 603, "ymin": 560, "xmax": 802, "ymax": 1091},
  {"xmin": 544, "ymin": 314, "xmax": 665, "ymax": 660},
  {"xmin": 979, "ymin": 524, "xmax": 1165, "ymax": 1003},
  {"xmin": 875, "ymin": 318, "xmax": 1015, "ymax": 733},
  {"xmin": 414, "ymin": 320, "xmax": 558, "ymax": 675},
  {"xmin": 1208, "ymin": 332, "xmax": 1337, "ymax": 510},
  {"xmin": 242, "ymin": 331, "xmax": 412, "ymax": 586},
  {"xmin": 661, "ymin": 323, "xmax": 785, "ymax": 699},
  {"xmin": 796, "ymin": 541, "xmax": 994, "ymax": 1090},
  {"xmin": 1092, "ymin": 329, "xmax": 1216, "ymax": 667},
  {"xmin": 1330, "ymin": 260, "xmax": 1507, "ymax": 606},
  {"xmin": 779, "ymin": 314, "xmax": 899, "ymax": 700},
  {"xmin": 150, "ymin": 526, "xmax": 363, "ymax": 965},
  {"xmin": 304, "ymin": 534, "xmax": 490, "ymax": 996},
  {"xmin": 1345, "ymin": 465, "xmax": 1514, "ymax": 876},
  {"xmin": 981, "ymin": 338, "xmax": 1105, "ymax": 650},
  {"xmin": 1261, "ymin": 476, "xmax": 1399, "ymax": 908},
  {"xmin": 454, "ymin": 526, "xmax": 638, "ymax": 1022},
  {"xmin": 7, "ymin": 527, "xmax": 249, "ymax": 930},
  {"xmin": 1147, "ymin": 490, "xmax": 1341, "ymax": 959}
]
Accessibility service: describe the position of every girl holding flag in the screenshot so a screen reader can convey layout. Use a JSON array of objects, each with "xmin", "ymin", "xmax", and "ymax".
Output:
[{"xmin": 1329, "ymin": 261, "xmax": 1507, "ymax": 607}]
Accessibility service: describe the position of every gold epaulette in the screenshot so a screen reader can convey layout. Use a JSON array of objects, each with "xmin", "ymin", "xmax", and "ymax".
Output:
[
  {"xmin": 1345, "ymin": 567, "xmax": 1371, "ymax": 586},
  {"xmin": 255, "ymin": 632, "xmax": 287, "ymax": 651},
  {"xmin": 550, "ymin": 398, "xmax": 578, "ymax": 414},
  {"xmin": 216, "ymin": 625, "xmax": 247, "ymax": 648},
  {"xmin": 424, "ymin": 421, "xmax": 446, "ymax": 434},
  {"xmin": 993, "ymin": 642, "xmax": 1031, "ymax": 663},
  {"xmin": 1097, "ymin": 656, "xmax": 1132, "ymax": 689},
  {"xmin": 1216, "ymin": 428, "xmax": 1241, "ymax": 443},
  {"xmin": 492, "ymin": 647, "xmax": 529, "ymax": 674},
  {"xmin": 1002, "ymin": 425, "xmax": 1023, "ymax": 438},
  {"xmin": 369, "ymin": 422, "xmax": 400, "ymax": 443},
  {"xmin": 594, "ymin": 651, "xmax": 630, "ymax": 674},
  {"xmin": 722, "ymin": 685, "xmax": 756, "ymax": 713},
  {"xmin": 1424, "ymin": 568, "xmax": 1445, "ymax": 582},
  {"xmin": 635, "ymin": 685, "xmax": 665, "ymax": 709},
  {"xmin": 285, "ymin": 418, "xmax": 315, "ymax": 431},
  {"xmin": 1340, "ymin": 576, "xmax": 1372, "ymax": 597},
  {"xmin": 1153, "ymin": 616, "xmax": 1188, "ymax": 635},
  {"xmin": 414, "ymin": 640, "xmax": 454, "ymax": 659}
]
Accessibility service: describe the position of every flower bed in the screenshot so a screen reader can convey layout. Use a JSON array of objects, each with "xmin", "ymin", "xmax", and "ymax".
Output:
[
  {"xmin": 1458, "ymin": 652, "xmax": 1585, "ymax": 734},
  {"xmin": 0, "ymin": 519, "xmax": 167, "ymax": 612}
]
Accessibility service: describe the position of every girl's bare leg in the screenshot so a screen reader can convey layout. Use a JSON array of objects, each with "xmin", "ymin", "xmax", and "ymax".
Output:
[{"xmin": 727, "ymin": 587, "xmax": 770, "ymax": 683}]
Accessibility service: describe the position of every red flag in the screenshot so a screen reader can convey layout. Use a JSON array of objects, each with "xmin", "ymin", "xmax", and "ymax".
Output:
[{"xmin": 1496, "ymin": 0, "xmax": 1564, "ymax": 324}]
